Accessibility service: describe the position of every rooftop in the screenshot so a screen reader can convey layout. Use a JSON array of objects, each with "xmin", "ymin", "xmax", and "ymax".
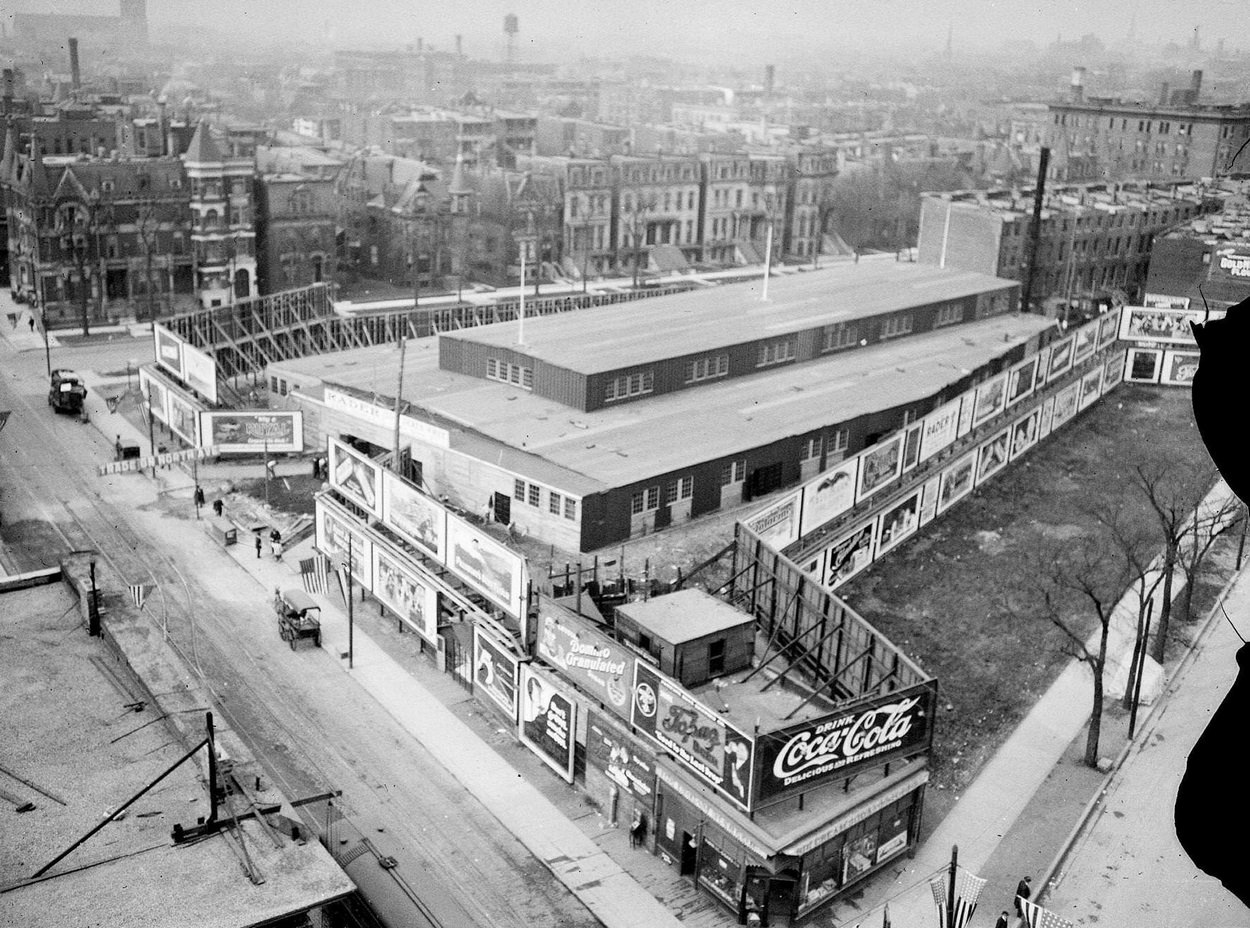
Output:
[
  {"xmin": 274, "ymin": 303, "xmax": 1051, "ymax": 491},
  {"xmin": 617, "ymin": 589, "xmax": 753, "ymax": 644},
  {"xmin": 0, "ymin": 581, "xmax": 353, "ymax": 928},
  {"xmin": 440, "ymin": 261, "xmax": 1018, "ymax": 374},
  {"xmin": 925, "ymin": 181, "xmax": 1205, "ymax": 222}
]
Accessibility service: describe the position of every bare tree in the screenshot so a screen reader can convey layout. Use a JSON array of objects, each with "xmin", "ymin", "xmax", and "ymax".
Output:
[
  {"xmin": 1008, "ymin": 526, "xmax": 1146, "ymax": 767},
  {"xmin": 1176, "ymin": 492, "xmax": 1242, "ymax": 624},
  {"xmin": 134, "ymin": 196, "xmax": 161, "ymax": 322},
  {"xmin": 1131, "ymin": 459, "xmax": 1222, "ymax": 662}
]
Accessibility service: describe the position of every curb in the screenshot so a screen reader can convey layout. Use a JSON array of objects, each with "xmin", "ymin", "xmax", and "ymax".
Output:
[{"xmin": 1032, "ymin": 554, "xmax": 1245, "ymax": 911}]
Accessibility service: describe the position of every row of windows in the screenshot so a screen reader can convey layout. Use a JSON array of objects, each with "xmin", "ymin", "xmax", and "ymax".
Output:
[
  {"xmin": 514, "ymin": 478, "xmax": 578, "ymax": 520},
  {"xmin": 879, "ymin": 313, "xmax": 915, "ymax": 339},
  {"xmin": 630, "ymin": 475, "xmax": 693, "ymax": 514},
  {"xmin": 799, "ymin": 428, "xmax": 850, "ymax": 462},
  {"xmin": 686, "ymin": 353, "xmax": 729, "ymax": 383},
  {"xmin": 486, "ymin": 358, "xmax": 533, "ymax": 390},
  {"xmin": 604, "ymin": 370, "xmax": 654, "ymax": 401},
  {"xmin": 758, "ymin": 338, "xmax": 796, "ymax": 367}
]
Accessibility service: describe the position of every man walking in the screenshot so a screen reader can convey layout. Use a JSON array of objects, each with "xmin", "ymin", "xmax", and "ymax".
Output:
[
  {"xmin": 1014, "ymin": 876, "xmax": 1032, "ymax": 917},
  {"xmin": 994, "ymin": 911, "xmax": 1011, "ymax": 928},
  {"xmin": 254, "ymin": 533, "xmax": 262, "ymax": 559}
]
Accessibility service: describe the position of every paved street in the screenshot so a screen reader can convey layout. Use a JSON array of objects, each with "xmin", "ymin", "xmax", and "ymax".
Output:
[{"xmin": 1043, "ymin": 573, "xmax": 1250, "ymax": 928}]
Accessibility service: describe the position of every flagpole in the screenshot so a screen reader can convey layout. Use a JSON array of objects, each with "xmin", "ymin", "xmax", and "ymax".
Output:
[
  {"xmin": 518, "ymin": 247, "xmax": 527, "ymax": 347},
  {"xmin": 947, "ymin": 845, "xmax": 958, "ymax": 928},
  {"xmin": 347, "ymin": 534, "xmax": 354, "ymax": 669}
]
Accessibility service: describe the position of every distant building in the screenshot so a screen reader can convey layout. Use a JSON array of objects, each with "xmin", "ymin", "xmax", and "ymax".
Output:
[
  {"xmin": 254, "ymin": 148, "xmax": 339, "ymax": 295},
  {"xmin": 12, "ymin": 0, "xmax": 148, "ymax": 46},
  {"xmin": 182, "ymin": 121, "xmax": 258, "ymax": 308},
  {"xmin": 1046, "ymin": 68, "xmax": 1250, "ymax": 182},
  {"xmin": 1143, "ymin": 179, "xmax": 1250, "ymax": 311},
  {"xmin": 918, "ymin": 181, "xmax": 1205, "ymax": 313}
]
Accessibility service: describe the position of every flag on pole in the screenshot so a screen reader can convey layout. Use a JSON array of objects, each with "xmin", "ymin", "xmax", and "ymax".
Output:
[
  {"xmin": 129, "ymin": 584, "xmax": 148, "ymax": 609},
  {"xmin": 300, "ymin": 555, "xmax": 328, "ymax": 596},
  {"xmin": 929, "ymin": 867, "xmax": 988, "ymax": 928},
  {"xmin": 1019, "ymin": 898, "xmax": 1077, "ymax": 928}
]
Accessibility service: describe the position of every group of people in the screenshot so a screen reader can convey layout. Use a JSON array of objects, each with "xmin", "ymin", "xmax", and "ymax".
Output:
[
  {"xmin": 991, "ymin": 876, "xmax": 1032, "ymax": 928},
  {"xmin": 254, "ymin": 527, "xmax": 283, "ymax": 560}
]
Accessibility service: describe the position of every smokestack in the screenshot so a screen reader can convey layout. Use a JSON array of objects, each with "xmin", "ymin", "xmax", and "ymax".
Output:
[
  {"xmin": 1191, "ymin": 69, "xmax": 1204, "ymax": 99},
  {"xmin": 69, "ymin": 37, "xmax": 81, "ymax": 92},
  {"xmin": 764, "ymin": 64, "xmax": 775, "ymax": 96},
  {"xmin": 3, "ymin": 68, "xmax": 14, "ymax": 104},
  {"xmin": 1070, "ymin": 66, "xmax": 1085, "ymax": 103},
  {"xmin": 455, "ymin": 34, "xmax": 463, "ymax": 56},
  {"xmin": 1159, "ymin": 82, "xmax": 1170, "ymax": 106},
  {"xmin": 157, "ymin": 98, "xmax": 168, "ymax": 156}
]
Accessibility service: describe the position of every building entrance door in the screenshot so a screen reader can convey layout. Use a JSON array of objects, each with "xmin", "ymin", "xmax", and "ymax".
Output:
[
  {"xmin": 680, "ymin": 831, "xmax": 697, "ymax": 875},
  {"xmin": 493, "ymin": 492, "xmax": 511, "ymax": 525}
]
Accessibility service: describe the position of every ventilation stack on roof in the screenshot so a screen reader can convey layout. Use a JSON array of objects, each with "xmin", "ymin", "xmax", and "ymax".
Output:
[
  {"xmin": 68, "ymin": 37, "xmax": 81, "ymax": 93},
  {"xmin": 1070, "ymin": 66, "xmax": 1086, "ymax": 103},
  {"xmin": 1191, "ymin": 69, "xmax": 1204, "ymax": 99},
  {"xmin": 1160, "ymin": 82, "xmax": 1170, "ymax": 106}
]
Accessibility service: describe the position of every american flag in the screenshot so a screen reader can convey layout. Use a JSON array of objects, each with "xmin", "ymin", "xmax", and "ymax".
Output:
[
  {"xmin": 129, "ymin": 584, "xmax": 149, "ymax": 609},
  {"xmin": 1019, "ymin": 897, "xmax": 1077, "ymax": 928},
  {"xmin": 300, "ymin": 555, "xmax": 329, "ymax": 596},
  {"xmin": 929, "ymin": 867, "xmax": 987, "ymax": 928}
]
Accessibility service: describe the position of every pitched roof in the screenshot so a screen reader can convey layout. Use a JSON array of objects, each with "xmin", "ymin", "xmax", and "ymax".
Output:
[{"xmin": 183, "ymin": 120, "xmax": 222, "ymax": 163}]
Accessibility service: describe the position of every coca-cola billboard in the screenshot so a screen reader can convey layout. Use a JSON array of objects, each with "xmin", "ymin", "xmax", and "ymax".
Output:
[{"xmin": 753, "ymin": 684, "xmax": 936, "ymax": 803}]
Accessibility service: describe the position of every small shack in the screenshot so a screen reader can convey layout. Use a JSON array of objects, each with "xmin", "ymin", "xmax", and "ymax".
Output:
[{"xmin": 613, "ymin": 588, "xmax": 753, "ymax": 687}]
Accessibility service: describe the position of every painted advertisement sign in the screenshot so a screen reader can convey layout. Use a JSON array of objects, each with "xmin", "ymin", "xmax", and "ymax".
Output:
[
  {"xmin": 1050, "ymin": 381, "xmax": 1081, "ymax": 429},
  {"xmin": 1047, "ymin": 335, "xmax": 1074, "ymax": 379},
  {"xmin": 315, "ymin": 496, "xmax": 373, "ymax": 588},
  {"xmin": 446, "ymin": 515, "xmax": 526, "ymax": 618},
  {"xmin": 381, "ymin": 471, "xmax": 446, "ymax": 561},
  {"xmin": 824, "ymin": 519, "xmax": 877, "ymax": 589},
  {"xmin": 1078, "ymin": 366, "xmax": 1104, "ymax": 410},
  {"xmin": 1009, "ymin": 407, "xmax": 1041, "ymax": 460},
  {"xmin": 1213, "ymin": 247, "xmax": 1250, "ymax": 280},
  {"xmin": 1143, "ymin": 293, "xmax": 1190, "ymax": 309},
  {"xmin": 519, "ymin": 663, "xmax": 576, "ymax": 783},
  {"xmin": 1037, "ymin": 395, "xmax": 1056, "ymax": 440},
  {"xmin": 631, "ymin": 660, "xmax": 753, "ymax": 810},
  {"xmin": 752, "ymin": 684, "xmax": 935, "ymax": 803},
  {"xmin": 1005, "ymin": 356, "xmax": 1039, "ymax": 408},
  {"xmin": 538, "ymin": 599, "xmax": 633, "ymax": 722},
  {"xmin": 743, "ymin": 491, "xmax": 801, "ymax": 549},
  {"xmin": 798, "ymin": 457, "xmax": 858, "ymax": 537},
  {"xmin": 153, "ymin": 324, "xmax": 183, "ymax": 380},
  {"xmin": 473, "ymin": 624, "xmax": 520, "ymax": 722},
  {"xmin": 201, "ymin": 411, "xmax": 302, "ymax": 453},
  {"xmin": 1072, "ymin": 319, "xmax": 1098, "ymax": 364},
  {"xmin": 917, "ymin": 397, "xmax": 961, "ymax": 463},
  {"xmin": 166, "ymin": 390, "xmax": 200, "ymax": 446},
  {"xmin": 586, "ymin": 710, "xmax": 655, "ymax": 802},
  {"xmin": 371, "ymin": 542, "xmax": 437, "ymax": 642},
  {"xmin": 328, "ymin": 437, "xmax": 384, "ymax": 518},
  {"xmin": 139, "ymin": 366, "xmax": 169, "ymax": 424},
  {"xmin": 857, "ymin": 434, "xmax": 903, "ymax": 501},
  {"xmin": 1097, "ymin": 311, "xmax": 1119, "ymax": 350},
  {"xmin": 1102, "ymin": 351, "xmax": 1125, "ymax": 391}
]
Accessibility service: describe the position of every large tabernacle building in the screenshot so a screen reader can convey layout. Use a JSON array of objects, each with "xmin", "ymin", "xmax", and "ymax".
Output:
[{"xmin": 269, "ymin": 259, "xmax": 1040, "ymax": 553}]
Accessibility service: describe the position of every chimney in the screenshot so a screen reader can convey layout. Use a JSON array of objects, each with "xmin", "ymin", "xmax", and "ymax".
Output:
[
  {"xmin": 764, "ymin": 64, "xmax": 775, "ymax": 96},
  {"xmin": 1190, "ymin": 69, "xmax": 1203, "ymax": 99},
  {"xmin": 1070, "ymin": 66, "xmax": 1085, "ymax": 103},
  {"xmin": 2, "ymin": 68, "xmax": 13, "ymax": 104},
  {"xmin": 69, "ymin": 37, "xmax": 81, "ymax": 91},
  {"xmin": 157, "ymin": 98, "xmax": 168, "ymax": 156},
  {"xmin": 1159, "ymin": 82, "xmax": 1170, "ymax": 106},
  {"xmin": 455, "ymin": 34, "xmax": 463, "ymax": 56}
]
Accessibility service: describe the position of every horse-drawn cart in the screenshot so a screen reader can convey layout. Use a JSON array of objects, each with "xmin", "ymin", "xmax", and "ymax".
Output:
[{"xmin": 273, "ymin": 588, "xmax": 322, "ymax": 649}]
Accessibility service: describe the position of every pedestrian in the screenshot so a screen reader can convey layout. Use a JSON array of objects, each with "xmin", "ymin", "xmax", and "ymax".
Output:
[
  {"xmin": 193, "ymin": 485, "xmax": 205, "ymax": 509},
  {"xmin": 266, "ymin": 459, "xmax": 277, "ymax": 479},
  {"xmin": 115, "ymin": 434, "xmax": 122, "ymax": 460},
  {"xmin": 1014, "ymin": 876, "xmax": 1032, "ymax": 916},
  {"xmin": 994, "ymin": 911, "xmax": 1010, "ymax": 928},
  {"xmin": 272, "ymin": 538, "xmax": 284, "ymax": 561},
  {"xmin": 254, "ymin": 533, "xmax": 262, "ymax": 559},
  {"xmin": 28, "ymin": 317, "xmax": 35, "ymax": 333},
  {"xmin": 212, "ymin": 498, "xmax": 224, "ymax": 517},
  {"xmin": 311, "ymin": 457, "xmax": 320, "ymax": 479}
]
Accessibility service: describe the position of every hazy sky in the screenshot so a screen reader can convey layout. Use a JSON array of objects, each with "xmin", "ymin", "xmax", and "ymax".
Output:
[{"xmin": 10, "ymin": 1, "xmax": 1250, "ymax": 61}]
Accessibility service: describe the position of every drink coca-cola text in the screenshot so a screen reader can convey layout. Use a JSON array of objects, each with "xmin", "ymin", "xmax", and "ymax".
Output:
[{"xmin": 772, "ymin": 696, "xmax": 922, "ymax": 781}]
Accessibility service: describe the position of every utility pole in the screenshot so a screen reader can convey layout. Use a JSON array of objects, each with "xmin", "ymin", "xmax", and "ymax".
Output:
[
  {"xmin": 1021, "ymin": 146, "xmax": 1051, "ymax": 315},
  {"xmin": 761, "ymin": 223, "xmax": 774, "ymax": 302},
  {"xmin": 392, "ymin": 334, "xmax": 406, "ymax": 473},
  {"xmin": 346, "ymin": 534, "xmax": 354, "ymax": 669},
  {"xmin": 263, "ymin": 439, "xmax": 270, "ymax": 508},
  {"xmin": 946, "ymin": 845, "xmax": 958, "ymax": 928}
]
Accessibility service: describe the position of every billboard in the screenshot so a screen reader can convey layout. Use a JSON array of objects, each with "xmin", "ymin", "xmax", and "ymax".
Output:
[
  {"xmin": 315, "ymin": 496, "xmax": 373, "ymax": 588},
  {"xmin": 917, "ymin": 397, "xmax": 961, "ymax": 463},
  {"xmin": 1009, "ymin": 407, "xmax": 1041, "ymax": 460},
  {"xmin": 971, "ymin": 372, "xmax": 1007, "ymax": 427},
  {"xmin": 1072, "ymin": 319, "xmax": 1099, "ymax": 364},
  {"xmin": 380, "ymin": 470, "xmax": 446, "ymax": 561},
  {"xmin": 1047, "ymin": 335, "xmax": 1074, "ymax": 379},
  {"xmin": 473, "ymin": 624, "xmax": 521, "ymax": 722},
  {"xmin": 537, "ymin": 598, "xmax": 633, "ymax": 722},
  {"xmin": 586, "ymin": 710, "xmax": 655, "ymax": 803},
  {"xmin": 824, "ymin": 518, "xmax": 877, "ymax": 589},
  {"xmin": 371, "ymin": 542, "xmax": 437, "ymax": 642},
  {"xmin": 900, "ymin": 423, "xmax": 923, "ymax": 473},
  {"xmin": 446, "ymin": 515, "xmax": 526, "ymax": 618},
  {"xmin": 1103, "ymin": 351, "xmax": 1125, "ymax": 391},
  {"xmin": 876, "ymin": 489, "xmax": 921, "ymax": 557},
  {"xmin": 1118, "ymin": 306, "xmax": 1209, "ymax": 345},
  {"xmin": 751, "ymin": 684, "xmax": 935, "ymax": 805},
  {"xmin": 180, "ymin": 341, "xmax": 218, "ymax": 404},
  {"xmin": 519, "ymin": 663, "xmax": 576, "ymax": 783},
  {"xmin": 138, "ymin": 366, "xmax": 169, "ymax": 424},
  {"xmin": 166, "ymin": 390, "xmax": 200, "ymax": 446},
  {"xmin": 1005, "ymin": 356, "xmax": 1039, "ymax": 408},
  {"xmin": 631, "ymin": 660, "xmax": 753, "ymax": 810},
  {"xmin": 742, "ymin": 491, "xmax": 801, "ymax": 549},
  {"xmin": 1160, "ymin": 350, "xmax": 1200, "ymax": 386},
  {"xmin": 201, "ymin": 411, "xmax": 303, "ymax": 453},
  {"xmin": 936, "ymin": 450, "xmax": 977, "ymax": 515},
  {"xmin": 1097, "ymin": 311, "xmax": 1119, "ymax": 350},
  {"xmin": 328, "ymin": 437, "xmax": 384, "ymax": 518},
  {"xmin": 1037, "ymin": 395, "xmax": 1056, "ymax": 440},
  {"xmin": 798, "ymin": 457, "xmax": 858, "ymax": 537},
  {"xmin": 1078, "ymin": 366, "xmax": 1104, "ymax": 410},
  {"xmin": 153, "ymin": 325, "xmax": 183, "ymax": 380},
  {"xmin": 1125, "ymin": 347, "xmax": 1162, "ymax": 383},
  {"xmin": 857, "ymin": 434, "xmax": 903, "ymax": 501},
  {"xmin": 1051, "ymin": 381, "xmax": 1081, "ymax": 429},
  {"xmin": 975, "ymin": 427, "xmax": 1010, "ymax": 485}
]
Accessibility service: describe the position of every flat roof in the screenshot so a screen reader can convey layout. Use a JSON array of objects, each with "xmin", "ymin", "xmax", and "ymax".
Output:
[
  {"xmin": 274, "ymin": 310, "xmax": 1052, "ymax": 491},
  {"xmin": 617, "ymin": 589, "xmax": 753, "ymax": 644},
  {"xmin": 440, "ymin": 262, "xmax": 1018, "ymax": 375},
  {"xmin": 0, "ymin": 583, "xmax": 354, "ymax": 928}
]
